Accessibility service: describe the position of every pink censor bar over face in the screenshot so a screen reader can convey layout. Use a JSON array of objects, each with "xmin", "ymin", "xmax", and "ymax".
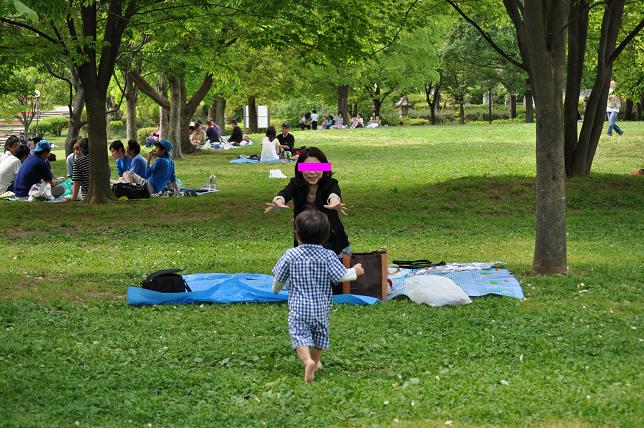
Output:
[{"xmin": 298, "ymin": 162, "xmax": 332, "ymax": 172}]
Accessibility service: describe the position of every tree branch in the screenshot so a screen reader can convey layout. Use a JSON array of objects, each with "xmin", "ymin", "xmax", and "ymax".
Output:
[
  {"xmin": 128, "ymin": 71, "xmax": 171, "ymax": 110},
  {"xmin": 0, "ymin": 18, "xmax": 62, "ymax": 46},
  {"xmin": 446, "ymin": 0, "xmax": 526, "ymax": 71},
  {"xmin": 609, "ymin": 18, "xmax": 644, "ymax": 63}
]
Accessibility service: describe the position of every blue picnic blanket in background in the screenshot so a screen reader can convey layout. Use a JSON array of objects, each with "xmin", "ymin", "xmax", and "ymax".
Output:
[
  {"xmin": 128, "ymin": 272, "xmax": 379, "ymax": 306},
  {"xmin": 388, "ymin": 268, "xmax": 524, "ymax": 300}
]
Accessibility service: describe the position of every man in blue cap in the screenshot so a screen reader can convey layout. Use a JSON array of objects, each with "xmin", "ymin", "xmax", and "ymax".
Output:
[
  {"xmin": 122, "ymin": 139, "xmax": 179, "ymax": 195},
  {"xmin": 13, "ymin": 140, "xmax": 65, "ymax": 198}
]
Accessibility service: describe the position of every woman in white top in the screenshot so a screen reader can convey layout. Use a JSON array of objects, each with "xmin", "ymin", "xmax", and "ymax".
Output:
[{"xmin": 260, "ymin": 126, "xmax": 282, "ymax": 162}]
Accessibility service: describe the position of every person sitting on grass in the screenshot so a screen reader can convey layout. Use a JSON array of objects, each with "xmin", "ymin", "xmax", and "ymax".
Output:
[
  {"xmin": 109, "ymin": 140, "xmax": 131, "ymax": 178},
  {"xmin": 277, "ymin": 121, "xmax": 295, "ymax": 153},
  {"xmin": 205, "ymin": 119, "xmax": 220, "ymax": 144},
  {"xmin": 0, "ymin": 135, "xmax": 20, "ymax": 164},
  {"xmin": 349, "ymin": 113, "xmax": 364, "ymax": 129},
  {"xmin": 126, "ymin": 140, "xmax": 147, "ymax": 178},
  {"xmin": 66, "ymin": 137, "xmax": 83, "ymax": 177},
  {"xmin": 122, "ymin": 139, "xmax": 179, "ymax": 195},
  {"xmin": 228, "ymin": 120, "xmax": 243, "ymax": 145},
  {"xmin": 260, "ymin": 126, "xmax": 281, "ymax": 162},
  {"xmin": 272, "ymin": 209, "xmax": 364, "ymax": 383},
  {"xmin": 190, "ymin": 120, "xmax": 206, "ymax": 147},
  {"xmin": 13, "ymin": 140, "xmax": 65, "ymax": 198},
  {"xmin": 70, "ymin": 139, "xmax": 90, "ymax": 201},
  {"xmin": 0, "ymin": 144, "xmax": 30, "ymax": 194}
]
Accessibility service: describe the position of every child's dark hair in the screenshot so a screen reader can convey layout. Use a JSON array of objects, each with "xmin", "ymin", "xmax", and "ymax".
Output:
[
  {"xmin": 15, "ymin": 144, "xmax": 30, "ymax": 160},
  {"xmin": 294, "ymin": 146, "xmax": 332, "ymax": 187},
  {"xmin": 127, "ymin": 139, "xmax": 141, "ymax": 155},
  {"xmin": 295, "ymin": 210, "xmax": 330, "ymax": 245},
  {"xmin": 109, "ymin": 140, "xmax": 125, "ymax": 152}
]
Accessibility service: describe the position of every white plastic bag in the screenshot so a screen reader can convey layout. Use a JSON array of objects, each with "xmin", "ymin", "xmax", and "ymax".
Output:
[
  {"xmin": 403, "ymin": 275, "xmax": 472, "ymax": 307},
  {"xmin": 28, "ymin": 181, "xmax": 54, "ymax": 201},
  {"xmin": 269, "ymin": 169, "xmax": 287, "ymax": 179}
]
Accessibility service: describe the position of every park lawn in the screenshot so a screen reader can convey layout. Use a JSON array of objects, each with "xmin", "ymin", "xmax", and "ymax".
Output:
[{"xmin": 0, "ymin": 123, "xmax": 642, "ymax": 427}]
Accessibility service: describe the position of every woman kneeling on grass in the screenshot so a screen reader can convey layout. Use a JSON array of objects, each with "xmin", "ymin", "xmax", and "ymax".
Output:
[
  {"xmin": 265, "ymin": 147, "xmax": 350, "ymax": 259},
  {"xmin": 272, "ymin": 210, "xmax": 364, "ymax": 382}
]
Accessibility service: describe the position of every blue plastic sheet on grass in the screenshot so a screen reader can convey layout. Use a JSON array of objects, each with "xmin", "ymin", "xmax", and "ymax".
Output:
[{"xmin": 127, "ymin": 272, "xmax": 379, "ymax": 306}]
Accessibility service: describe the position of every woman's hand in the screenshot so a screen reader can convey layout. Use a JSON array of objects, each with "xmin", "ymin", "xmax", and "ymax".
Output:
[
  {"xmin": 324, "ymin": 198, "xmax": 348, "ymax": 215},
  {"xmin": 265, "ymin": 198, "xmax": 289, "ymax": 213}
]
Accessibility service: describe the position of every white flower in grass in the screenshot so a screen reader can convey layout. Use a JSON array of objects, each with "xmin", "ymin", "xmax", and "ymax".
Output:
[
  {"xmin": 383, "ymin": 400, "xmax": 389, "ymax": 405},
  {"xmin": 445, "ymin": 421, "xmax": 454, "ymax": 426},
  {"xmin": 500, "ymin": 380, "xmax": 510, "ymax": 385}
]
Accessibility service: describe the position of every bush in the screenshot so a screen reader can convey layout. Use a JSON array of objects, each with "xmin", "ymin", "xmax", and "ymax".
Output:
[
  {"xmin": 137, "ymin": 127, "xmax": 157, "ymax": 145},
  {"xmin": 38, "ymin": 116, "xmax": 68, "ymax": 137},
  {"xmin": 108, "ymin": 120, "xmax": 125, "ymax": 138},
  {"xmin": 399, "ymin": 117, "xmax": 429, "ymax": 126}
]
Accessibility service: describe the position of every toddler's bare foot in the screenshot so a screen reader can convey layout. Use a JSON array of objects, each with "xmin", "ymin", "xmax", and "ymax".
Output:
[
  {"xmin": 316, "ymin": 361, "xmax": 324, "ymax": 371},
  {"xmin": 304, "ymin": 359, "xmax": 316, "ymax": 382}
]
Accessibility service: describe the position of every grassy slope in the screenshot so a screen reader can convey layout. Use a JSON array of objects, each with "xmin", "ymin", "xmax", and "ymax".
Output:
[{"xmin": 0, "ymin": 123, "xmax": 642, "ymax": 427}]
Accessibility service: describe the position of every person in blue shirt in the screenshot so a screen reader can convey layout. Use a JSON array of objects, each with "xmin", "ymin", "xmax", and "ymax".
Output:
[
  {"xmin": 13, "ymin": 140, "xmax": 65, "ymax": 198},
  {"xmin": 126, "ymin": 140, "xmax": 147, "ymax": 178},
  {"xmin": 109, "ymin": 140, "xmax": 131, "ymax": 177},
  {"xmin": 122, "ymin": 139, "xmax": 179, "ymax": 195}
]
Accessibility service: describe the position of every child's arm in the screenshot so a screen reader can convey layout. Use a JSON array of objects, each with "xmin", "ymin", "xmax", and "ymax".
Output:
[
  {"xmin": 272, "ymin": 278, "xmax": 286, "ymax": 293},
  {"xmin": 339, "ymin": 263, "xmax": 364, "ymax": 281}
]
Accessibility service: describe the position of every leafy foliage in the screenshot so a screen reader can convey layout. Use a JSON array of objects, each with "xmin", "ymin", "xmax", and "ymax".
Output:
[{"xmin": 38, "ymin": 115, "xmax": 68, "ymax": 136}]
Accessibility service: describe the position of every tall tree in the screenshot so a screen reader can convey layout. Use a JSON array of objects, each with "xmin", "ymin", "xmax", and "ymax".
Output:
[{"xmin": 447, "ymin": 0, "xmax": 570, "ymax": 274}]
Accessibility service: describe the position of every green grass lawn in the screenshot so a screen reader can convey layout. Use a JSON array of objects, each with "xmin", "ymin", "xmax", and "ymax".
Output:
[{"xmin": 1, "ymin": 123, "xmax": 642, "ymax": 427}]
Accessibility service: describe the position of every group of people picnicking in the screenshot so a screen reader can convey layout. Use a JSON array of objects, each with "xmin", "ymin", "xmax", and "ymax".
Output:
[{"xmin": 298, "ymin": 110, "xmax": 382, "ymax": 130}]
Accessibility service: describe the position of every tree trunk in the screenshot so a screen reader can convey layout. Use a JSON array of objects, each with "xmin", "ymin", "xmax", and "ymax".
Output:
[
  {"xmin": 425, "ymin": 83, "xmax": 440, "ymax": 125},
  {"xmin": 65, "ymin": 70, "xmax": 85, "ymax": 155},
  {"xmin": 215, "ymin": 95, "xmax": 226, "ymax": 132},
  {"xmin": 487, "ymin": 88, "xmax": 493, "ymax": 123},
  {"xmin": 510, "ymin": 93, "xmax": 517, "ymax": 119},
  {"xmin": 168, "ymin": 76, "xmax": 182, "ymax": 159},
  {"xmin": 83, "ymin": 91, "xmax": 114, "ymax": 203},
  {"xmin": 637, "ymin": 94, "xmax": 643, "ymax": 120},
  {"xmin": 125, "ymin": 76, "xmax": 138, "ymax": 141},
  {"xmin": 564, "ymin": 0, "xmax": 590, "ymax": 176},
  {"xmin": 459, "ymin": 97, "xmax": 465, "ymax": 124},
  {"xmin": 337, "ymin": 84, "xmax": 349, "ymax": 124},
  {"xmin": 568, "ymin": 0, "xmax": 625, "ymax": 176},
  {"xmin": 623, "ymin": 99, "xmax": 634, "ymax": 120},
  {"xmin": 525, "ymin": 85, "xmax": 534, "ymax": 123},
  {"xmin": 521, "ymin": 0, "xmax": 569, "ymax": 274},
  {"xmin": 248, "ymin": 96, "xmax": 258, "ymax": 132},
  {"xmin": 372, "ymin": 98, "xmax": 382, "ymax": 118}
]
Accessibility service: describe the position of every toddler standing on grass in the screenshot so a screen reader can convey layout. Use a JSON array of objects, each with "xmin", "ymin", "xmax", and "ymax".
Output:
[{"xmin": 272, "ymin": 210, "xmax": 364, "ymax": 382}]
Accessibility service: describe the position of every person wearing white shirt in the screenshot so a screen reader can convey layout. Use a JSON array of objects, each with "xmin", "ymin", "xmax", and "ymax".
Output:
[
  {"xmin": 260, "ymin": 126, "xmax": 281, "ymax": 162},
  {"xmin": 0, "ymin": 135, "xmax": 20, "ymax": 165},
  {"xmin": 0, "ymin": 144, "xmax": 30, "ymax": 193}
]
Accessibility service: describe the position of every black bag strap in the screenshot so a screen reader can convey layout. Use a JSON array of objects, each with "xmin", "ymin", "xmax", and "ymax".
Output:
[{"xmin": 392, "ymin": 260, "xmax": 446, "ymax": 269}]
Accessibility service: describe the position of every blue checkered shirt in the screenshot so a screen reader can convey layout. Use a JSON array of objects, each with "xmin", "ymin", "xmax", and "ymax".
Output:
[{"xmin": 273, "ymin": 244, "xmax": 348, "ymax": 348}]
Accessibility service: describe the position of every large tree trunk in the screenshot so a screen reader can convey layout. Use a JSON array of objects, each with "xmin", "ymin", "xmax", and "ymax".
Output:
[
  {"xmin": 567, "ymin": 0, "xmax": 632, "ymax": 176},
  {"xmin": 337, "ymin": 84, "xmax": 349, "ymax": 124},
  {"xmin": 248, "ymin": 96, "xmax": 258, "ymax": 132},
  {"xmin": 564, "ymin": 0, "xmax": 590, "ymax": 176},
  {"xmin": 522, "ymin": 0, "xmax": 570, "ymax": 274},
  {"xmin": 637, "ymin": 94, "xmax": 643, "ymax": 120},
  {"xmin": 459, "ymin": 99, "xmax": 465, "ymax": 124},
  {"xmin": 157, "ymin": 75, "xmax": 168, "ymax": 139}
]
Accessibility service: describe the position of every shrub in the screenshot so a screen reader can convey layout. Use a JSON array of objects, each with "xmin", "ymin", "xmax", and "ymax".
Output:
[
  {"xmin": 399, "ymin": 117, "xmax": 429, "ymax": 126},
  {"xmin": 108, "ymin": 120, "xmax": 125, "ymax": 138},
  {"xmin": 137, "ymin": 127, "xmax": 157, "ymax": 145},
  {"xmin": 38, "ymin": 116, "xmax": 68, "ymax": 137}
]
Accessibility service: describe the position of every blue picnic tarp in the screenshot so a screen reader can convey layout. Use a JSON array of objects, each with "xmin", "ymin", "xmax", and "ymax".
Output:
[{"xmin": 127, "ymin": 272, "xmax": 379, "ymax": 306}]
